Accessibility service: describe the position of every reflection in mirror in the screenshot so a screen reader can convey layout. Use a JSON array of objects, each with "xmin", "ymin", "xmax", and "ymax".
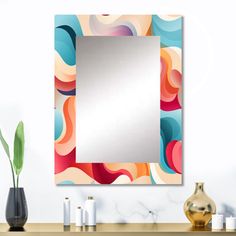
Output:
[{"xmin": 76, "ymin": 36, "xmax": 160, "ymax": 163}]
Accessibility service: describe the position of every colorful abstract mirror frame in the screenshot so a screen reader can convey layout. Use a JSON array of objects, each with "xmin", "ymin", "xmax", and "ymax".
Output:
[{"xmin": 55, "ymin": 15, "xmax": 183, "ymax": 185}]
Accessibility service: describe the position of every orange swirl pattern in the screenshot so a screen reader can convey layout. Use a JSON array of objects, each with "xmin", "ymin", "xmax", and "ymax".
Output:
[{"xmin": 55, "ymin": 15, "xmax": 182, "ymax": 185}]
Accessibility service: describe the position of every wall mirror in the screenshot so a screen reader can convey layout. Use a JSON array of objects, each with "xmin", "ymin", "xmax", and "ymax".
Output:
[{"xmin": 55, "ymin": 15, "xmax": 183, "ymax": 185}]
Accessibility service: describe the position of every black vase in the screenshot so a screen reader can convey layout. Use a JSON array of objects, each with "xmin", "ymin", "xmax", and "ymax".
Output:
[{"xmin": 6, "ymin": 188, "xmax": 28, "ymax": 229}]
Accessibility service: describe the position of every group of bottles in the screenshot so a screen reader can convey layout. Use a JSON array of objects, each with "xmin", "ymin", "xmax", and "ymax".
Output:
[{"xmin": 63, "ymin": 196, "xmax": 96, "ymax": 227}]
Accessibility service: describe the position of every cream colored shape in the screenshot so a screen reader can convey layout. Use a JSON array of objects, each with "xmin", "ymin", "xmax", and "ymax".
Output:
[
  {"xmin": 55, "ymin": 167, "xmax": 98, "ymax": 184},
  {"xmin": 77, "ymin": 16, "xmax": 91, "ymax": 35},
  {"xmin": 130, "ymin": 176, "xmax": 152, "ymax": 184},
  {"xmin": 111, "ymin": 175, "xmax": 131, "ymax": 184},
  {"xmin": 150, "ymin": 163, "xmax": 182, "ymax": 184},
  {"xmin": 96, "ymin": 15, "xmax": 122, "ymax": 24},
  {"xmin": 55, "ymin": 51, "xmax": 76, "ymax": 82},
  {"xmin": 150, "ymin": 163, "xmax": 166, "ymax": 184}
]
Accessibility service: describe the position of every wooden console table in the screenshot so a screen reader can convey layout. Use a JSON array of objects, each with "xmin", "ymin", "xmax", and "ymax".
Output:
[{"xmin": 0, "ymin": 223, "xmax": 235, "ymax": 235}]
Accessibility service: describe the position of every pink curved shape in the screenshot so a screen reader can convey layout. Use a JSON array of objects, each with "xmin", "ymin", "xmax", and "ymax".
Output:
[
  {"xmin": 172, "ymin": 141, "xmax": 182, "ymax": 174},
  {"xmin": 166, "ymin": 140, "xmax": 182, "ymax": 174}
]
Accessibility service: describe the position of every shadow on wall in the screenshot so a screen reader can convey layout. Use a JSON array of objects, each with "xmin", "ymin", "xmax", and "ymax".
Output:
[{"xmin": 220, "ymin": 203, "xmax": 236, "ymax": 218}]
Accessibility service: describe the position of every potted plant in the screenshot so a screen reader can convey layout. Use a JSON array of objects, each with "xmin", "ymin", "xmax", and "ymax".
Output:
[{"xmin": 0, "ymin": 121, "xmax": 28, "ymax": 229}]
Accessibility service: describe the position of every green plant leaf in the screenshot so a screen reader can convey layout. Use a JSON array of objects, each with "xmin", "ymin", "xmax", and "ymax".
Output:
[
  {"xmin": 0, "ymin": 128, "xmax": 16, "ymax": 187},
  {"xmin": 13, "ymin": 121, "xmax": 25, "ymax": 176},
  {"xmin": 0, "ymin": 129, "xmax": 10, "ymax": 158}
]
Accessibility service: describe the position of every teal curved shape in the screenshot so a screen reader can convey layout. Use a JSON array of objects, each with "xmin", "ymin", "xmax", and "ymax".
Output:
[
  {"xmin": 150, "ymin": 171, "xmax": 157, "ymax": 184},
  {"xmin": 161, "ymin": 110, "xmax": 182, "ymax": 139},
  {"xmin": 55, "ymin": 109, "xmax": 63, "ymax": 140},
  {"xmin": 55, "ymin": 15, "xmax": 83, "ymax": 36},
  {"xmin": 152, "ymin": 15, "xmax": 182, "ymax": 48},
  {"xmin": 160, "ymin": 116, "xmax": 181, "ymax": 173},
  {"xmin": 161, "ymin": 109, "xmax": 181, "ymax": 123},
  {"xmin": 55, "ymin": 28, "xmax": 75, "ymax": 65},
  {"xmin": 59, "ymin": 180, "xmax": 75, "ymax": 185},
  {"xmin": 153, "ymin": 15, "xmax": 182, "ymax": 32},
  {"xmin": 161, "ymin": 117, "xmax": 181, "ymax": 143}
]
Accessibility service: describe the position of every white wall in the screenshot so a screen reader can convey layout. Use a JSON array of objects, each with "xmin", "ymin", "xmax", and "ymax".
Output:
[{"xmin": 0, "ymin": 0, "xmax": 236, "ymax": 223}]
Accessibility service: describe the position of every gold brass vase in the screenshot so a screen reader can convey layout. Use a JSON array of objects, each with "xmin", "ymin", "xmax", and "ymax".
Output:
[{"xmin": 184, "ymin": 182, "xmax": 216, "ymax": 228}]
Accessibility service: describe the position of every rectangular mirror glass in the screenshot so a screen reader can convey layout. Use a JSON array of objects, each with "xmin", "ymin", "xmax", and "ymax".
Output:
[{"xmin": 76, "ymin": 36, "xmax": 160, "ymax": 163}]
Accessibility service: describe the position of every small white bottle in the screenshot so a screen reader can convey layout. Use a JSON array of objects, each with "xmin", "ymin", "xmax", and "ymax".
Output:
[
  {"xmin": 84, "ymin": 196, "xmax": 96, "ymax": 226},
  {"xmin": 75, "ymin": 206, "xmax": 83, "ymax": 227},
  {"xmin": 63, "ymin": 197, "xmax": 70, "ymax": 226}
]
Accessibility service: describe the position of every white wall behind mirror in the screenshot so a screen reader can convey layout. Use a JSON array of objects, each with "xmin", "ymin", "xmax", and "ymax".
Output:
[
  {"xmin": 76, "ymin": 36, "xmax": 160, "ymax": 163},
  {"xmin": 0, "ymin": 0, "xmax": 236, "ymax": 224}
]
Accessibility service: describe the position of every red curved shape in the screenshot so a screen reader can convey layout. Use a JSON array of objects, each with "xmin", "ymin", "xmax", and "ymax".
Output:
[
  {"xmin": 55, "ymin": 76, "xmax": 76, "ymax": 91},
  {"xmin": 91, "ymin": 163, "xmax": 130, "ymax": 184},
  {"xmin": 55, "ymin": 148, "xmax": 76, "ymax": 174},
  {"xmin": 161, "ymin": 95, "xmax": 181, "ymax": 111}
]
